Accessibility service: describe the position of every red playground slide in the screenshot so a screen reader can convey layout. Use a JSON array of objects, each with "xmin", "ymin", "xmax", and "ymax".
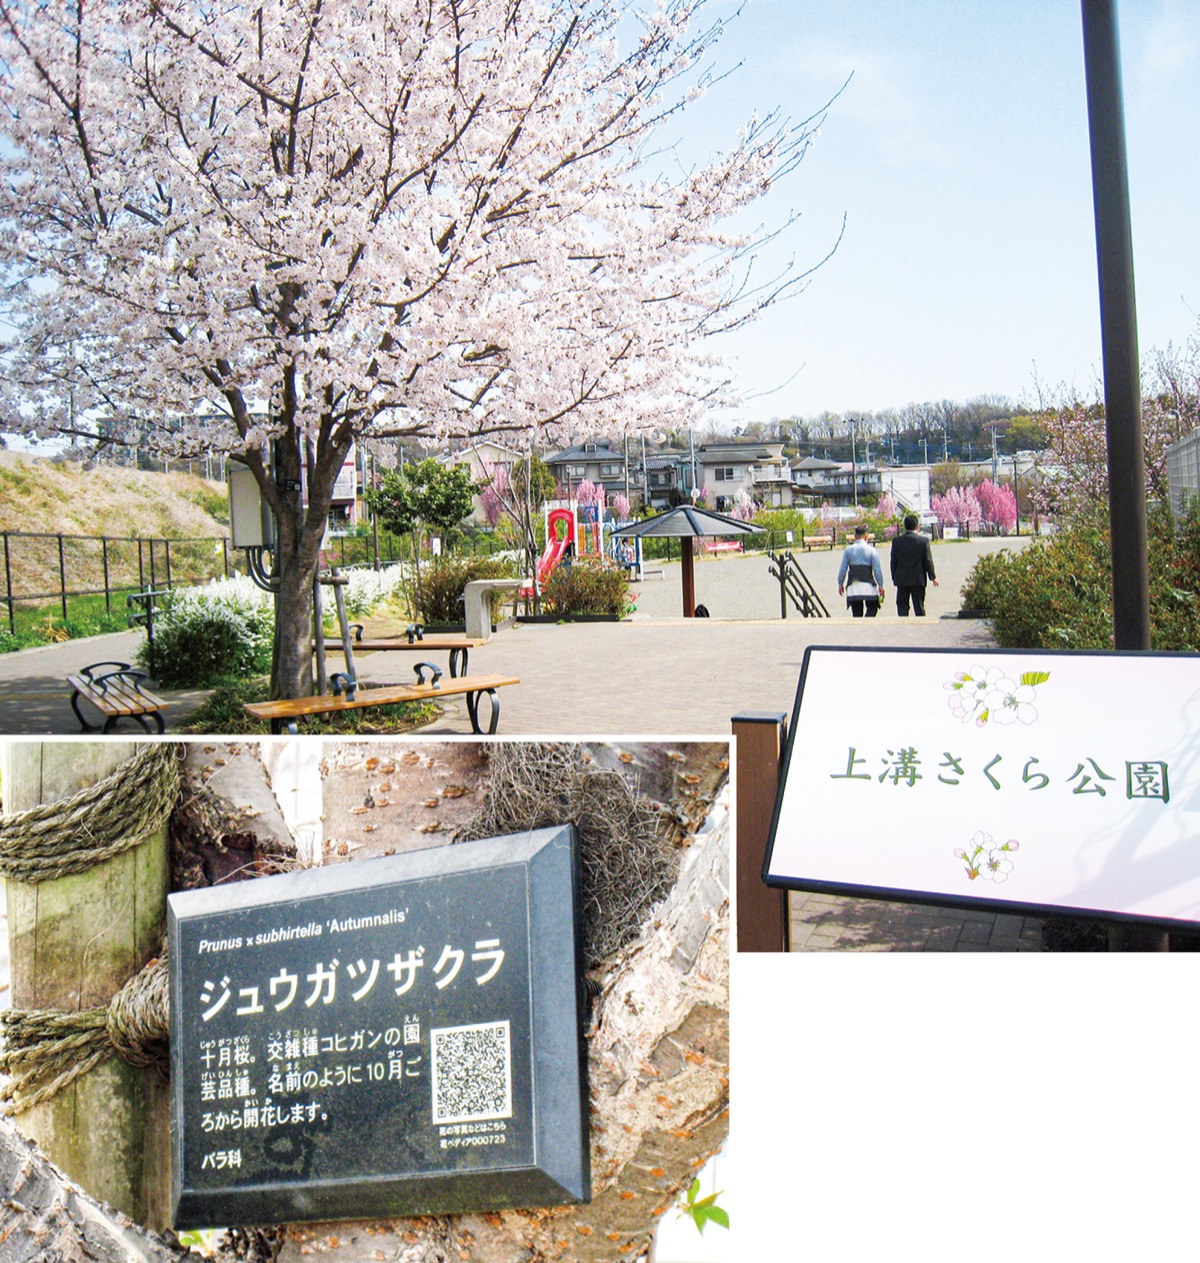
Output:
[{"xmin": 521, "ymin": 508, "xmax": 575, "ymax": 597}]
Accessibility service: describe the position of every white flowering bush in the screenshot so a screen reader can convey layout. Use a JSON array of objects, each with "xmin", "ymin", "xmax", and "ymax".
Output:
[
  {"xmin": 139, "ymin": 575, "xmax": 274, "ymax": 687},
  {"xmin": 338, "ymin": 564, "xmax": 410, "ymax": 618}
]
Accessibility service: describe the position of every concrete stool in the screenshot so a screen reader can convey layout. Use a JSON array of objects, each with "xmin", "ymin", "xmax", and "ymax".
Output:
[{"xmin": 463, "ymin": 578, "xmax": 525, "ymax": 640}]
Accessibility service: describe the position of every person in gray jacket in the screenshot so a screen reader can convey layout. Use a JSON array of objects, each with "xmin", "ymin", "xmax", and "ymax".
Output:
[
  {"xmin": 889, "ymin": 515, "xmax": 939, "ymax": 616},
  {"xmin": 837, "ymin": 524, "xmax": 884, "ymax": 617}
]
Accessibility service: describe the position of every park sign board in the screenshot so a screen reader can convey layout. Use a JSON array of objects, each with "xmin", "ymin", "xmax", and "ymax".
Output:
[
  {"xmin": 763, "ymin": 647, "xmax": 1200, "ymax": 929},
  {"xmin": 168, "ymin": 827, "xmax": 589, "ymax": 1230}
]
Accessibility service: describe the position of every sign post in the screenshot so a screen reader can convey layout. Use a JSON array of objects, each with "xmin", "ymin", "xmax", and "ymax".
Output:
[
  {"xmin": 733, "ymin": 713, "xmax": 789, "ymax": 952},
  {"xmin": 169, "ymin": 827, "xmax": 589, "ymax": 1229}
]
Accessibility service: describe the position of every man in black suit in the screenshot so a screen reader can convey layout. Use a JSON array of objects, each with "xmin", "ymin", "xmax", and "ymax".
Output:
[{"xmin": 889, "ymin": 514, "xmax": 938, "ymax": 616}]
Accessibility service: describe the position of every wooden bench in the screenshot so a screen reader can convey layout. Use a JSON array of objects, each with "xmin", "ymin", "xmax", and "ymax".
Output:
[
  {"xmin": 67, "ymin": 661, "xmax": 167, "ymax": 734},
  {"xmin": 243, "ymin": 663, "xmax": 520, "ymax": 735},
  {"xmin": 318, "ymin": 625, "xmax": 485, "ymax": 677},
  {"xmin": 801, "ymin": 535, "xmax": 833, "ymax": 550},
  {"xmin": 843, "ymin": 532, "xmax": 875, "ymax": 544}
]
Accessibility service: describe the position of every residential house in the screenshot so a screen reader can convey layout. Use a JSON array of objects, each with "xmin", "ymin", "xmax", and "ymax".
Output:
[
  {"xmin": 326, "ymin": 444, "xmax": 359, "ymax": 530},
  {"xmin": 695, "ymin": 442, "xmax": 798, "ymax": 510},
  {"xmin": 877, "ymin": 466, "xmax": 932, "ymax": 517},
  {"xmin": 810, "ymin": 462, "xmax": 884, "ymax": 508},
  {"xmin": 641, "ymin": 452, "xmax": 690, "ymax": 509},
  {"xmin": 789, "ymin": 455, "xmax": 844, "ymax": 501},
  {"xmin": 442, "ymin": 439, "xmax": 527, "ymax": 524},
  {"xmin": 543, "ymin": 440, "xmax": 632, "ymax": 503}
]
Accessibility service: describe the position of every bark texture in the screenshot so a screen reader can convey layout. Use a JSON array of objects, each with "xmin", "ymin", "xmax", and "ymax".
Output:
[
  {"xmin": 277, "ymin": 741, "xmax": 730, "ymax": 1263},
  {"xmin": 0, "ymin": 1115, "xmax": 186, "ymax": 1263}
]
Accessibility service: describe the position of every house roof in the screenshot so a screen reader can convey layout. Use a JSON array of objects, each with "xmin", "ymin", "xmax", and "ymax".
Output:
[
  {"xmin": 791, "ymin": 455, "xmax": 843, "ymax": 471},
  {"xmin": 544, "ymin": 441, "xmax": 622, "ymax": 464},
  {"xmin": 696, "ymin": 443, "xmax": 786, "ymax": 462}
]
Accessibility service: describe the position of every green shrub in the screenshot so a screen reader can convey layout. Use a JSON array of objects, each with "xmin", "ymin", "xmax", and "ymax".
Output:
[
  {"xmin": 752, "ymin": 508, "xmax": 820, "ymax": 537},
  {"xmin": 960, "ymin": 504, "xmax": 1200, "ymax": 651},
  {"xmin": 414, "ymin": 555, "xmax": 517, "ymax": 624},
  {"xmin": 543, "ymin": 556, "xmax": 630, "ymax": 616},
  {"xmin": 140, "ymin": 577, "xmax": 274, "ymax": 686}
]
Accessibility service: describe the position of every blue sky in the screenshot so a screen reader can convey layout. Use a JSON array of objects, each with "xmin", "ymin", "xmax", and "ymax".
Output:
[{"xmin": 689, "ymin": 0, "xmax": 1200, "ymax": 422}]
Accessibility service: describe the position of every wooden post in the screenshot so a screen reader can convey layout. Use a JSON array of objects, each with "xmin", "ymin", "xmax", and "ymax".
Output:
[
  {"xmin": 733, "ymin": 713, "xmax": 789, "ymax": 952},
  {"xmin": 3, "ymin": 741, "xmax": 172, "ymax": 1228},
  {"xmin": 681, "ymin": 536, "xmax": 696, "ymax": 617}
]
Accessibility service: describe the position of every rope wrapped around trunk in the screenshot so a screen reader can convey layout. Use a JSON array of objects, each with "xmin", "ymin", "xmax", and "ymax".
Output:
[
  {"xmin": 0, "ymin": 955, "xmax": 170, "ymax": 1115},
  {"xmin": 0, "ymin": 743, "xmax": 181, "ymax": 882}
]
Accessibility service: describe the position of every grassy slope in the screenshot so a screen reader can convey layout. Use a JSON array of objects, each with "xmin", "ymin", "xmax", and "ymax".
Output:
[{"xmin": 0, "ymin": 450, "xmax": 230, "ymax": 538}]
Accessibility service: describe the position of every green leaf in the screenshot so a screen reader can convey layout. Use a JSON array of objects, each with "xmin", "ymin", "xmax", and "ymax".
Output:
[
  {"xmin": 1020, "ymin": 670, "xmax": 1051, "ymax": 686},
  {"xmin": 706, "ymin": 1206, "xmax": 731, "ymax": 1231}
]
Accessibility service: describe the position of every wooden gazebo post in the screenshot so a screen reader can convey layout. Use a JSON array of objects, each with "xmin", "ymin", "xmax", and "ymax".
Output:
[{"xmin": 680, "ymin": 536, "xmax": 696, "ymax": 617}]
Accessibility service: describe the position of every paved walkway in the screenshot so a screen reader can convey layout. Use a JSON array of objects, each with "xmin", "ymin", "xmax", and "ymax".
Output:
[{"xmin": 0, "ymin": 534, "xmax": 1046, "ymax": 950}]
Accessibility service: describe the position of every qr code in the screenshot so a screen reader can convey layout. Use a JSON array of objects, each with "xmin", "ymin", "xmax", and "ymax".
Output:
[{"xmin": 430, "ymin": 1020, "xmax": 512, "ymax": 1125}]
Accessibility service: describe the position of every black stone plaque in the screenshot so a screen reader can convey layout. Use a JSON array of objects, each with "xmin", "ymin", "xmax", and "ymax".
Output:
[{"xmin": 168, "ymin": 826, "xmax": 589, "ymax": 1229}]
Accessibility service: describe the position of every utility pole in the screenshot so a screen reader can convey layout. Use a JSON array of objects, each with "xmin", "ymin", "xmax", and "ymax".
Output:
[
  {"xmin": 850, "ymin": 418, "xmax": 859, "ymax": 509},
  {"xmin": 1081, "ymin": 0, "xmax": 1159, "ymax": 951},
  {"xmin": 1012, "ymin": 454, "xmax": 1020, "ymax": 536}
]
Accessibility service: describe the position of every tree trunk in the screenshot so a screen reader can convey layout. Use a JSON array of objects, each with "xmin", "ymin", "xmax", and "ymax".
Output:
[
  {"xmin": 3, "ymin": 742, "xmax": 172, "ymax": 1230},
  {"xmin": 262, "ymin": 420, "xmax": 355, "ymax": 700},
  {"xmin": 0, "ymin": 1115, "xmax": 188, "ymax": 1263},
  {"xmin": 277, "ymin": 742, "xmax": 730, "ymax": 1263}
]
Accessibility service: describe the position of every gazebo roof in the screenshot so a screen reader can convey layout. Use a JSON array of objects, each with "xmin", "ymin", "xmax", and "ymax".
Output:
[{"xmin": 610, "ymin": 505, "xmax": 759, "ymax": 538}]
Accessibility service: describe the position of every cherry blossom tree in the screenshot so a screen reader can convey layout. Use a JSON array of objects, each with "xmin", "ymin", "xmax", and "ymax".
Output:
[
  {"xmin": 730, "ymin": 487, "xmax": 756, "ymax": 520},
  {"xmin": 1032, "ymin": 334, "xmax": 1200, "ymax": 524},
  {"xmin": 479, "ymin": 464, "xmax": 509, "ymax": 529},
  {"xmin": 575, "ymin": 478, "xmax": 606, "ymax": 509},
  {"xmin": 0, "ymin": 0, "xmax": 824, "ymax": 697},
  {"xmin": 976, "ymin": 478, "xmax": 1017, "ymax": 533},
  {"xmin": 931, "ymin": 485, "xmax": 983, "ymax": 534}
]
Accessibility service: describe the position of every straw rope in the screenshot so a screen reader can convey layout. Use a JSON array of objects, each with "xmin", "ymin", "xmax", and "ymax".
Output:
[
  {"xmin": 0, "ymin": 743, "xmax": 180, "ymax": 882},
  {"xmin": 0, "ymin": 955, "xmax": 170, "ymax": 1115}
]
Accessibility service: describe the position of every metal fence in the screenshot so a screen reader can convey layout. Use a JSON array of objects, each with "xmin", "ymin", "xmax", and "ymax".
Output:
[
  {"xmin": 1, "ymin": 530, "xmax": 233, "ymax": 635},
  {"xmin": 2, "ymin": 522, "xmax": 789, "ymax": 638}
]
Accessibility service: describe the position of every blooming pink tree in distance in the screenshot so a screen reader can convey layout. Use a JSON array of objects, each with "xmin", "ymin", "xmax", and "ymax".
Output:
[
  {"xmin": 609, "ymin": 492, "xmax": 631, "ymax": 522},
  {"xmin": 932, "ymin": 485, "xmax": 983, "ymax": 533},
  {"xmin": 0, "ymin": 0, "xmax": 823, "ymax": 697},
  {"xmin": 575, "ymin": 479, "xmax": 606, "ymax": 509},
  {"xmin": 479, "ymin": 464, "xmax": 509, "ymax": 529},
  {"xmin": 730, "ymin": 488, "xmax": 756, "ymax": 521},
  {"xmin": 976, "ymin": 478, "xmax": 1017, "ymax": 533},
  {"xmin": 1032, "ymin": 336, "xmax": 1200, "ymax": 523}
]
